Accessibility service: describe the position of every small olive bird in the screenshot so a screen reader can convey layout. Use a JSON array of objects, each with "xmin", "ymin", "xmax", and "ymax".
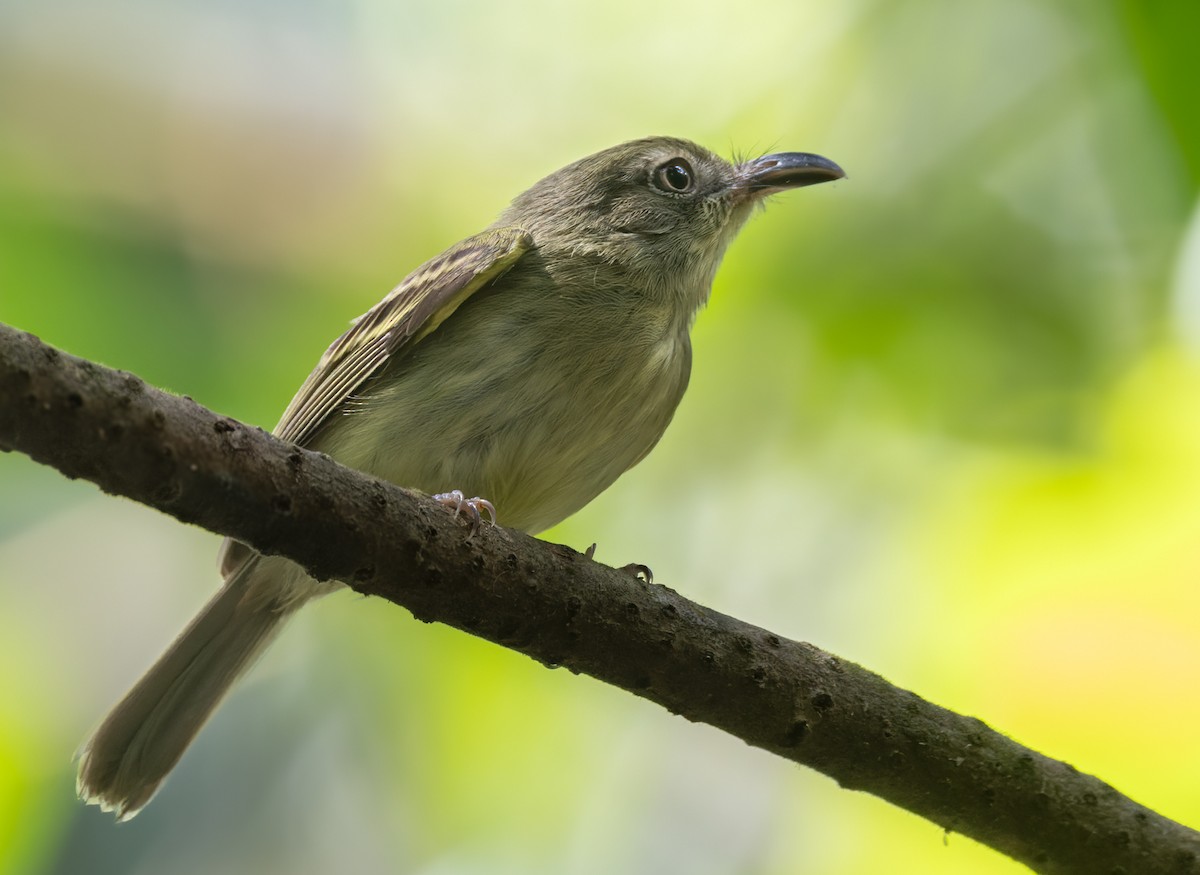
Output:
[{"xmin": 76, "ymin": 136, "xmax": 843, "ymax": 819}]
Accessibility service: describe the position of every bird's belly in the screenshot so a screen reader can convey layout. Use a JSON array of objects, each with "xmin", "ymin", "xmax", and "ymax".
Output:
[{"xmin": 315, "ymin": 320, "xmax": 691, "ymax": 535}]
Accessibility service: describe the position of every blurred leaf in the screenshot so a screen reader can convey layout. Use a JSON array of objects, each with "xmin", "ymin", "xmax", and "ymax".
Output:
[{"xmin": 1119, "ymin": 0, "xmax": 1200, "ymax": 189}]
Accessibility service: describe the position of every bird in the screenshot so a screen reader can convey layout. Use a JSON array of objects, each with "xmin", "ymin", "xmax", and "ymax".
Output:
[{"xmin": 76, "ymin": 135, "xmax": 844, "ymax": 819}]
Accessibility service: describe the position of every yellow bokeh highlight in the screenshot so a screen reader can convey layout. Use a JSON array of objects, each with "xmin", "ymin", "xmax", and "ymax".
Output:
[{"xmin": 912, "ymin": 349, "xmax": 1200, "ymax": 831}]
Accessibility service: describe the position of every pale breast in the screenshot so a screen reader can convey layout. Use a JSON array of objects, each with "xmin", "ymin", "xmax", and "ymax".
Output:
[{"xmin": 314, "ymin": 286, "xmax": 694, "ymax": 534}]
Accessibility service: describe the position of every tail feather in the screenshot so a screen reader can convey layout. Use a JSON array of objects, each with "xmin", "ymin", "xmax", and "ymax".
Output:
[{"xmin": 77, "ymin": 559, "xmax": 294, "ymax": 820}]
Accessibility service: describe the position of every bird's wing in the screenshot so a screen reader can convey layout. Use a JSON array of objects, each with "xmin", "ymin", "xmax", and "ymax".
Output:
[
  {"xmin": 218, "ymin": 227, "xmax": 531, "ymax": 579},
  {"xmin": 274, "ymin": 227, "xmax": 532, "ymax": 447}
]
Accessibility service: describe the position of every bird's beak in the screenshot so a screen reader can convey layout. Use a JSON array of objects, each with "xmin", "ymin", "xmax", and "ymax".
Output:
[{"xmin": 736, "ymin": 152, "xmax": 845, "ymax": 198}]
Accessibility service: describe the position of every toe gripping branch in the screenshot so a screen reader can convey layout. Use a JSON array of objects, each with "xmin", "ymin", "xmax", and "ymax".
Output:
[
  {"xmin": 584, "ymin": 543, "xmax": 653, "ymax": 584},
  {"xmin": 433, "ymin": 490, "xmax": 497, "ymax": 535}
]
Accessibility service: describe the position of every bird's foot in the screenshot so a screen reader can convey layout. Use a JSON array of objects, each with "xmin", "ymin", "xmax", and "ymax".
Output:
[
  {"xmin": 583, "ymin": 543, "xmax": 653, "ymax": 584},
  {"xmin": 433, "ymin": 490, "xmax": 497, "ymax": 536},
  {"xmin": 620, "ymin": 563, "xmax": 653, "ymax": 584}
]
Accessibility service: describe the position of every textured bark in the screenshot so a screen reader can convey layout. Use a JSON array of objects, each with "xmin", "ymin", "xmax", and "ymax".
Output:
[{"xmin": 1, "ymin": 321, "xmax": 1197, "ymax": 875}]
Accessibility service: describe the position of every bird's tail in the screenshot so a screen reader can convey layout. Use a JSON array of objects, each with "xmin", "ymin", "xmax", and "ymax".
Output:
[{"xmin": 76, "ymin": 558, "xmax": 297, "ymax": 820}]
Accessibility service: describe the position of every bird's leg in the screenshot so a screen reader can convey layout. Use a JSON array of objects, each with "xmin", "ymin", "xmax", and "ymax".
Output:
[{"xmin": 433, "ymin": 490, "xmax": 497, "ymax": 535}]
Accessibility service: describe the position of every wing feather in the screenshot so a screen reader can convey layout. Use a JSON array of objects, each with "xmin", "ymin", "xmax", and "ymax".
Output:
[
  {"xmin": 218, "ymin": 227, "xmax": 530, "ymax": 578},
  {"xmin": 273, "ymin": 228, "xmax": 531, "ymax": 447}
]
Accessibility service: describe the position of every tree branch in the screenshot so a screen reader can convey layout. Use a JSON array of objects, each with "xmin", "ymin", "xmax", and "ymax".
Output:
[{"xmin": 1, "ymin": 321, "xmax": 1196, "ymax": 874}]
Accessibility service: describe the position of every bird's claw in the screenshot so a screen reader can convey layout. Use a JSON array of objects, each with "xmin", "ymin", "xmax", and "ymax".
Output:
[
  {"xmin": 433, "ymin": 490, "xmax": 497, "ymax": 535},
  {"xmin": 620, "ymin": 563, "xmax": 654, "ymax": 584},
  {"xmin": 583, "ymin": 543, "xmax": 652, "ymax": 583}
]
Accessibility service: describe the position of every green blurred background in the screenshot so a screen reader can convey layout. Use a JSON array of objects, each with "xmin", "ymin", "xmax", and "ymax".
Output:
[{"xmin": 2, "ymin": 0, "xmax": 1198, "ymax": 872}]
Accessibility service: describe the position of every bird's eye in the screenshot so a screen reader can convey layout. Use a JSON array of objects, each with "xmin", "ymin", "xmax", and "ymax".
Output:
[{"xmin": 653, "ymin": 159, "xmax": 694, "ymax": 193}]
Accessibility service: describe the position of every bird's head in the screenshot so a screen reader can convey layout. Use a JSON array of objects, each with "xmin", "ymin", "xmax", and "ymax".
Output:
[{"xmin": 498, "ymin": 136, "xmax": 844, "ymax": 296}]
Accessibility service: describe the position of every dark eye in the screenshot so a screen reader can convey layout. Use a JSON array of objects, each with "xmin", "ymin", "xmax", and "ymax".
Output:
[{"xmin": 653, "ymin": 158, "xmax": 694, "ymax": 193}]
